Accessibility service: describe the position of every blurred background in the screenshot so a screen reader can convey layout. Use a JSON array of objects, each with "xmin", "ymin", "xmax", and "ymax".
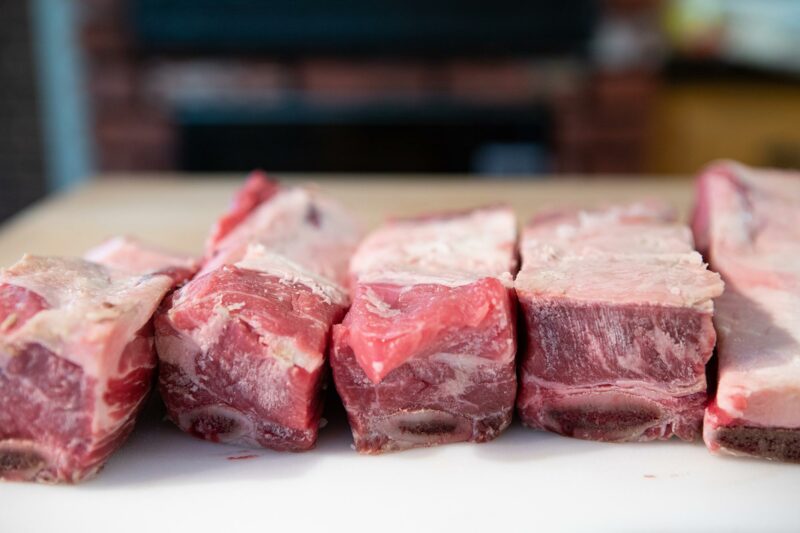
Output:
[{"xmin": 2, "ymin": 0, "xmax": 800, "ymax": 222}]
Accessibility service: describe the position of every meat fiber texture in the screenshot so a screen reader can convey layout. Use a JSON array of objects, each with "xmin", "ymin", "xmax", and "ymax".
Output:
[
  {"xmin": 155, "ymin": 172, "xmax": 361, "ymax": 451},
  {"xmin": 331, "ymin": 207, "xmax": 518, "ymax": 453},
  {"xmin": 0, "ymin": 238, "xmax": 195, "ymax": 483},
  {"xmin": 693, "ymin": 161, "xmax": 800, "ymax": 462},
  {"xmin": 516, "ymin": 202, "xmax": 723, "ymax": 443}
]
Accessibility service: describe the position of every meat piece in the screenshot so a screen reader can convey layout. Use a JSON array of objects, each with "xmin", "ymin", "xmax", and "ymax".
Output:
[
  {"xmin": 693, "ymin": 161, "xmax": 800, "ymax": 462},
  {"xmin": 155, "ymin": 172, "xmax": 360, "ymax": 451},
  {"xmin": 200, "ymin": 171, "xmax": 355, "ymax": 286},
  {"xmin": 85, "ymin": 235, "xmax": 197, "ymax": 285},
  {"xmin": 0, "ymin": 241, "xmax": 194, "ymax": 483},
  {"xmin": 516, "ymin": 203, "xmax": 723, "ymax": 442},
  {"xmin": 331, "ymin": 207, "xmax": 518, "ymax": 453}
]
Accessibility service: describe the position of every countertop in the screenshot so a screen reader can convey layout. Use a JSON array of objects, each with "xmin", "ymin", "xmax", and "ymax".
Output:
[
  {"xmin": 1, "ymin": 174, "xmax": 797, "ymax": 533},
  {"xmin": 0, "ymin": 174, "xmax": 694, "ymax": 266}
]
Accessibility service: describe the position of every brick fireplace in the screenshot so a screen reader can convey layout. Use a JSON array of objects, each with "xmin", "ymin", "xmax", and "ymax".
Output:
[{"xmin": 78, "ymin": 0, "xmax": 658, "ymax": 175}]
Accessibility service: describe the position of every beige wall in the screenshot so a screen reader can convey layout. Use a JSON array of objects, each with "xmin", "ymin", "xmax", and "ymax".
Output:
[{"xmin": 646, "ymin": 82, "xmax": 800, "ymax": 174}]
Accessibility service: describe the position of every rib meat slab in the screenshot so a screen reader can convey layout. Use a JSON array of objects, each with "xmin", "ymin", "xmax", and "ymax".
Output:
[
  {"xmin": 516, "ymin": 203, "xmax": 723, "ymax": 442},
  {"xmin": 155, "ymin": 172, "xmax": 360, "ymax": 451},
  {"xmin": 693, "ymin": 161, "xmax": 800, "ymax": 462},
  {"xmin": 331, "ymin": 207, "xmax": 518, "ymax": 453},
  {"xmin": 0, "ymin": 239, "xmax": 194, "ymax": 482}
]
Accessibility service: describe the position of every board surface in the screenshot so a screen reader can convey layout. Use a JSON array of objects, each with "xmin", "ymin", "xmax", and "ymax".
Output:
[
  {"xmin": 1, "ymin": 175, "xmax": 797, "ymax": 533},
  {"xmin": 0, "ymin": 174, "xmax": 694, "ymax": 265}
]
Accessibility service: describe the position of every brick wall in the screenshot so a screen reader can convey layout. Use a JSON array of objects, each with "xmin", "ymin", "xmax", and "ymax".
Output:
[
  {"xmin": 78, "ymin": 0, "xmax": 658, "ymax": 175},
  {"xmin": 80, "ymin": 0, "xmax": 175, "ymax": 171}
]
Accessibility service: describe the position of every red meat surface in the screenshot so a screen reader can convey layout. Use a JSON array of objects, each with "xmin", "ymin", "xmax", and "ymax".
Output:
[
  {"xmin": 516, "ymin": 203, "xmax": 723, "ymax": 442},
  {"xmin": 693, "ymin": 161, "xmax": 800, "ymax": 462},
  {"xmin": 331, "ymin": 206, "xmax": 518, "ymax": 453},
  {"xmin": 0, "ymin": 240, "xmax": 193, "ymax": 483},
  {"xmin": 155, "ymin": 173, "xmax": 360, "ymax": 451}
]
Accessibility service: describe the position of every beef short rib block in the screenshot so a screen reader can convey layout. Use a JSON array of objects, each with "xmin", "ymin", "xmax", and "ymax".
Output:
[
  {"xmin": 155, "ymin": 172, "xmax": 360, "ymax": 451},
  {"xmin": 84, "ymin": 235, "xmax": 197, "ymax": 285},
  {"xmin": 331, "ymin": 207, "xmax": 518, "ymax": 453},
  {"xmin": 156, "ymin": 246, "xmax": 349, "ymax": 450},
  {"xmin": 693, "ymin": 162, "xmax": 800, "ymax": 462},
  {"xmin": 0, "ymin": 242, "xmax": 194, "ymax": 483},
  {"xmin": 200, "ymin": 171, "xmax": 356, "ymax": 287},
  {"xmin": 516, "ymin": 203, "xmax": 723, "ymax": 442}
]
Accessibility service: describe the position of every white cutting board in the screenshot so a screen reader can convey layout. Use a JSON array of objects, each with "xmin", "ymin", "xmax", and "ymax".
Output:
[
  {"xmin": 1, "ymin": 177, "xmax": 797, "ymax": 532},
  {"xmin": 1, "ymin": 399, "xmax": 798, "ymax": 533}
]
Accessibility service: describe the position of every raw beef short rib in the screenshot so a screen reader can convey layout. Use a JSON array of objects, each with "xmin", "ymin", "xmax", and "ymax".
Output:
[
  {"xmin": 155, "ymin": 172, "xmax": 361, "ymax": 451},
  {"xmin": 84, "ymin": 235, "xmax": 197, "ymax": 285},
  {"xmin": 693, "ymin": 161, "xmax": 800, "ymax": 462},
  {"xmin": 331, "ymin": 207, "xmax": 518, "ymax": 453},
  {"xmin": 0, "ymin": 240, "xmax": 195, "ymax": 483},
  {"xmin": 516, "ymin": 203, "xmax": 723, "ymax": 442}
]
